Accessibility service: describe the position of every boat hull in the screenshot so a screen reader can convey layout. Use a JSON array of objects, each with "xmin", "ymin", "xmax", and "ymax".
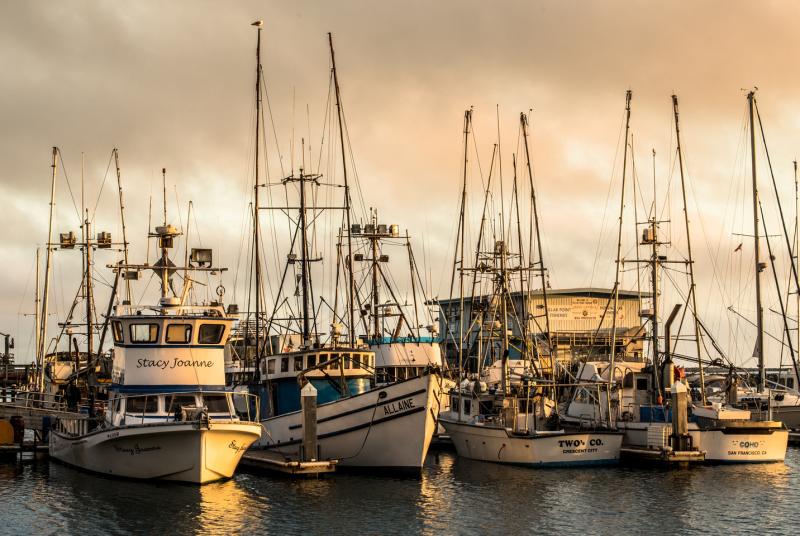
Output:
[
  {"xmin": 49, "ymin": 421, "xmax": 261, "ymax": 484},
  {"xmin": 771, "ymin": 404, "xmax": 800, "ymax": 431},
  {"xmin": 440, "ymin": 417, "xmax": 623, "ymax": 467},
  {"xmin": 616, "ymin": 421, "xmax": 788, "ymax": 463},
  {"xmin": 256, "ymin": 372, "xmax": 442, "ymax": 471}
]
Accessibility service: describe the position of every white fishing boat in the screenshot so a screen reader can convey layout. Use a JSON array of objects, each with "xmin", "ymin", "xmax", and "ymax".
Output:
[
  {"xmin": 564, "ymin": 360, "xmax": 788, "ymax": 463},
  {"xmin": 440, "ymin": 382, "xmax": 623, "ymax": 466},
  {"xmin": 242, "ymin": 27, "xmax": 443, "ymax": 471},
  {"xmin": 255, "ymin": 352, "xmax": 442, "ymax": 470},
  {"xmin": 439, "ymin": 110, "xmax": 622, "ymax": 467},
  {"xmin": 50, "ymin": 181, "xmax": 261, "ymax": 483}
]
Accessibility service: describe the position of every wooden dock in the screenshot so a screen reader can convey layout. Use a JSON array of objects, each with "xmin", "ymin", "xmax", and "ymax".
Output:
[
  {"xmin": 240, "ymin": 449, "xmax": 337, "ymax": 477},
  {"xmin": 621, "ymin": 447, "xmax": 706, "ymax": 466},
  {"xmin": 0, "ymin": 442, "xmax": 49, "ymax": 459}
]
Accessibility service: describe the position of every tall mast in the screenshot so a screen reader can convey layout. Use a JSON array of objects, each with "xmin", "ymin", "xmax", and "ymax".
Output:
[
  {"xmin": 328, "ymin": 33, "xmax": 356, "ymax": 347},
  {"xmin": 795, "ymin": 159, "xmax": 799, "ymax": 360},
  {"xmin": 84, "ymin": 210, "xmax": 94, "ymax": 359},
  {"xmin": 253, "ymin": 20, "xmax": 264, "ymax": 372},
  {"xmin": 521, "ymin": 112, "xmax": 551, "ymax": 364},
  {"xmin": 34, "ymin": 248, "xmax": 40, "ymax": 379},
  {"xmin": 159, "ymin": 168, "xmax": 170, "ymax": 300},
  {"xmin": 610, "ymin": 90, "xmax": 632, "ymax": 380},
  {"xmin": 748, "ymin": 91, "xmax": 765, "ymax": 393},
  {"xmin": 299, "ymin": 168, "xmax": 311, "ymax": 346},
  {"xmin": 371, "ymin": 214, "xmax": 380, "ymax": 338},
  {"xmin": 113, "ymin": 148, "xmax": 131, "ymax": 302},
  {"xmin": 38, "ymin": 147, "xmax": 58, "ymax": 390},
  {"xmin": 672, "ymin": 95, "xmax": 706, "ymax": 404},
  {"xmin": 499, "ymin": 241, "xmax": 510, "ymax": 394},
  {"xmin": 457, "ymin": 109, "xmax": 471, "ymax": 420}
]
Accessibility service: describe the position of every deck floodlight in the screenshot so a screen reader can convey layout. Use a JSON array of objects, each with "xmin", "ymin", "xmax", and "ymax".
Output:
[
  {"xmin": 96, "ymin": 231, "xmax": 112, "ymax": 248},
  {"xmin": 190, "ymin": 248, "xmax": 213, "ymax": 267},
  {"xmin": 60, "ymin": 231, "xmax": 76, "ymax": 249}
]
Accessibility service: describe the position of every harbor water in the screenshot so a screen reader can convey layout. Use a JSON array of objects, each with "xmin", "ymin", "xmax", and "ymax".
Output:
[{"xmin": 1, "ymin": 446, "xmax": 797, "ymax": 535}]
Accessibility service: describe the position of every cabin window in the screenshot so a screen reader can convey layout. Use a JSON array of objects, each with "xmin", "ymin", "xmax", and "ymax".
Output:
[
  {"xmin": 788, "ymin": 378, "xmax": 795, "ymax": 390},
  {"xmin": 203, "ymin": 394, "xmax": 230, "ymax": 413},
  {"xmin": 636, "ymin": 377, "xmax": 649, "ymax": 391},
  {"xmin": 267, "ymin": 359, "xmax": 276, "ymax": 375},
  {"xmin": 112, "ymin": 321, "xmax": 123, "ymax": 343},
  {"xmin": 166, "ymin": 324, "xmax": 192, "ymax": 344},
  {"xmin": 622, "ymin": 372, "xmax": 634, "ymax": 389},
  {"xmin": 464, "ymin": 399, "xmax": 471, "ymax": 414},
  {"xmin": 166, "ymin": 394, "xmax": 197, "ymax": 414},
  {"xmin": 198, "ymin": 324, "xmax": 225, "ymax": 344},
  {"xmin": 352, "ymin": 354, "xmax": 361, "ymax": 369},
  {"xmin": 129, "ymin": 323, "xmax": 159, "ymax": 344},
  {"xmin": 281, "ymin": 357, "xmax": 289, "ymax": 373},
  {"xmin": 307, "ymin": 355, "xmax": 316, "ymax": 368},
  {"xmin": 294, "ymin": 356, "xmax": 303, "ymax": 372},
  {"xmin": 126, "ymin": 395, "xmax": 159, "ymax": 414}
]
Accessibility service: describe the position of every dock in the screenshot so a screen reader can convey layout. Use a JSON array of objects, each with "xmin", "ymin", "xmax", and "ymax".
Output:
[
  {"xmin": 240, "ymin": 449, "xmax": 337, "ymax": 477},
  {"xmin": 621, "ymin": 447, "xmax": 706, "ymax": 466},
  {"xmin": 0, "ymin": 442, "xmax": 49, "ymax": 459}
]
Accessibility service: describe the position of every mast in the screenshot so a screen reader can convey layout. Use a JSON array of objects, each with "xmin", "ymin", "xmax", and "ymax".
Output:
[
  {"xmin": 299, "ymin": 168, "xmax": 311, "ymax": 346},
  {"xmin": 371, "ymin": 214, "xmax": 380, "ymax": 339},
  {"xmin": 672, "ymin": 94, "xmax": 706, "ymax": 404},
  {"xmin": 84, "ymin": 210, "xmax": 93, "ymax": 359},
  {"xmin": 113, "ymin": 148, "xmax": 131, "ymax": 302},
  {"xmin": 792, "ymin": 160, "xmax": 800, "ymax": 360},
  {"xmin": 748, "ymin": 91, "xmax": 765, "ymax": 393},
  {"xmin": 499, "ymin": 240, "xmax": 510, "ymax": 394},
  {"xmin": 34, "ymin": 248, "xmax": 40, "ymax": 380},
  {"xmin": 38, "ymin": 147, "xmax": 58, "ymax": 390},
  {"xmin": 159, "ymin": 168, "xmax": 170, "ymax": 300},
  {"xmin": 253, "ymin": 20, "xmax": 263, "ymax": 373},
  {"xmin": 610, "ymin": 90, "xmax": 632, "ymax": 381},
  {"xmin": 457, "ymin": 109, "xmax": 471, "ymax": 420},
  {"xmin": 521, "ymin": 112, "xmax": 551, "ymax": 366},
  {"xmin": 328, "ymin": 33, "xmax": 356, "ymax": 347}
]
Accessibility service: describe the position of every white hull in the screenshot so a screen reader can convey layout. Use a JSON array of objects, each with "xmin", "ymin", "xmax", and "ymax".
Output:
[
  {"xmin": 772, "ymin": 404, "xmax": 800, "ymax": 430},
  {"xmin": 256, "ymin": 372, "xmax": 442, "ymax": 470},
  {"xmin": 50, "ymin": 421, "xmax": 261, "ymax": 484},
  {"xmin": 617, "ymin": 421, "xmax": 788, "ymax": 463},
  {"xmin": 440, "ymin": 415, "xmax": 623, "ymax": 466}
]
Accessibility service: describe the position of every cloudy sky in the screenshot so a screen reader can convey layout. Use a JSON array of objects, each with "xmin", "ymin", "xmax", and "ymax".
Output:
[{"xmin": 2, "ymin": 0, "xmax": 800, "ymax": 368}]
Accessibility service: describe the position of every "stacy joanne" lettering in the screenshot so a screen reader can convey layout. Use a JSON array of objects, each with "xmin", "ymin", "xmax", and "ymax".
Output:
[{"xmin": 136, "ymin": 357, "xmax": 214, "ymax": 369}]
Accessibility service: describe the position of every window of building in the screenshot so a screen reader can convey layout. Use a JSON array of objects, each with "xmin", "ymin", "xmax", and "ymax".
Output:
[
  {"xmin": 112, "ymin": 321, "xmax": 123, "ymax": 343},
  {"xmin": 198, "ymin": 324, "xmax": 225, "ymax": 344},
  {"xmin": 129, "ymin": 323, "xmax": 159, "ymax": 344},
  {"xmin": 165, "ymin": 324, "xmax": 192, "ymax": 344}
]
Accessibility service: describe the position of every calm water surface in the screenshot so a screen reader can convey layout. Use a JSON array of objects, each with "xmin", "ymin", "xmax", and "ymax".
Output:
[{"xmin": 1, "ymin": 447, "xmax": 797, "ymax": 535}]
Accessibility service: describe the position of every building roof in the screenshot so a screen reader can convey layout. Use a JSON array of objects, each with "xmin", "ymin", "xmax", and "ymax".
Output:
[{"xmin": 434, "ymin": 287, "xmax": 649, "ymax": 305}]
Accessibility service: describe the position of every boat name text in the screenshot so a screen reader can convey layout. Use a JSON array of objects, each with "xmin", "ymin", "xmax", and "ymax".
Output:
[
  {"xmin": 136, "ymin": 357, "xmax": 214, "ymax": 370},
  {"xmin": 383, "ymin": 398, "xmax": 415, "ymax": 416}
]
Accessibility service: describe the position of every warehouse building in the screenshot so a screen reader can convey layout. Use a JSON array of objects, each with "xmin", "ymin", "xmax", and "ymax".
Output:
[{"xmin": 436, "ymin": 288, "xmax": 646, "ymax": 371}]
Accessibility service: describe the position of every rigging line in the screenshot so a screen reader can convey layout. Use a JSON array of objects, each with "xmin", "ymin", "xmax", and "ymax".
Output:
[
  {"xmin": 589, "ymin": 105, "xmax": 627, "ymax": 288},
  {"xmin": 260, "ymin": 69, "xmax": 286, "ymax": 178},
  {"xmin": 754, "ymin": 100, "xmax": 800, "ymax": 300},
  {"xmin": 89, "ymin": 150, "xmax": 115, "ymax": 223},
  {"xmin": 55, "ymin": 148, "xmax": 82, "ymax": 225}
]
